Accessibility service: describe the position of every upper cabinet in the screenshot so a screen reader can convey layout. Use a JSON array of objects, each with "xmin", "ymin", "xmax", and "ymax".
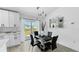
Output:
[
  {"xmin": 8, "ymin": 11, "xmax": 20, "ymax": 28},
  {"xmin": 0, "ymin": 10, "xmax": 2, "ymax": 27},
  {"xmin": 0, "ymin": 10, "xmax": 9, "ymax": 27},
  {"xmin": 14, "ymin": 12, "xmax": 20, "ymax": 28},
  {"xmin": 0, "ymin": 9, "xmax": 20, "ymax": 28},
  {"xmin": 14, "ymin": 13, "xmax": 21, "ymax": 31},
  {"xmin": 8, "ymin": 11, "xmax": 15, "ymax": 27}
]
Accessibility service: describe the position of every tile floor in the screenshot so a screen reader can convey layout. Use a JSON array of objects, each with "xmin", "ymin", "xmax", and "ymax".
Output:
[{"xmin": 7, "ymin": 40, "xmax": 77, "ymax": 52}]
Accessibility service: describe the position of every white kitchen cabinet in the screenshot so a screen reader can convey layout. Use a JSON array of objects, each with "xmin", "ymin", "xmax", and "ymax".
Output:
[
  {"xmin": 0, "ymin": 10, "xmax": 9, "ymax": 27},
  {"xmin": 0, "ymin": 9, "xmax": 21, "ymax": 47},
  {"xmin": 8, "ymin": 11, "xmax": 15, "ymax": 27},
  {"xmin": 14, "ymin": 13, "xmax": 20, "ymax": 27},
  {"xmin": 14, "ymin": 12, "xmax": 21, "ymax": 32},
  {"xmin": 14, "ymin": 33, "xmax": 21, "ymax": 44},
  {"xmin": 7, "ymin": 33, "xmax": 21, "ymax": 47},
  {"xmin": 0, "ymin": 9, "xmax": 20, "ymax": 28},
  {"xmin": 7, "ymin": 34, "xmax": 15, "ymax": 47},
  {"xmin": 0, "ymin": 10, "xmax": 2, "ymax": 27},
  {"xmin": 9, "ymin": 11, "xmax": 20, "ymax": 28}
]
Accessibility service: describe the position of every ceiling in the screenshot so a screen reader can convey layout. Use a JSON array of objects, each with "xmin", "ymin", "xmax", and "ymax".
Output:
[{"xmin": 0, "ymin": 7, "xmax": 58, "ymax": 19}]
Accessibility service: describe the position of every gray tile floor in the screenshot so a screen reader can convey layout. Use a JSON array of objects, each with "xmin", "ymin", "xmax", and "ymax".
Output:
[
  {"xmin": 7, "ymin": 41, "xmax": 77, "ymax": 52},
  {"xmin": 48, "ymin": 44, "xmax": 76, "ymax": 52}
]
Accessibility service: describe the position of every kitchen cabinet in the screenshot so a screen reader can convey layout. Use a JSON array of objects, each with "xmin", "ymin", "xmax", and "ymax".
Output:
[
  {"xmin": 14, "ymin": 13, "xmax": 20, "ymax": 27},
  {"xmin": 8, "ymin": 11, "xmax": 15, "ymax": 27},
  {"xmin": 7, "ymin": 12, "xmax": 21, "ymax": 47},
  {"xmin": 0, "ymin": 10, "xmax": 9, "ymax": 27},
  {"xmin": 9, "ymin": 11, "xmax": 20, "ymax": 28},
  {"xmin": 14, "ymin": 12, "xmax": 21, "ymax": 31},
  {"xmin": 14, "ymin": 33, "xmax": 21, "ymax": 45},
  {"xmin": 0, "ymin": 9, "xmax": 20, "ymax": 28},
  {"xmin": 0, "ymin": 10, "xmax": 2, "ymax": 27},
  {"xmin": 0, "ymin": 9, "xmax": 21, "ymax": 47},
  {"xmin": 7, "ymin": 33, "xmax": 21, "ymax": 47},
  {"xmin": 7, "ymin": 34, "xmax": 15, "ymax": 47}
]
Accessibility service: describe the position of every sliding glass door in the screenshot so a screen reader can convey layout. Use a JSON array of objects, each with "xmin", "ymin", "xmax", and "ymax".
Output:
[
  {"xmin": 23, "ymin": 19, "xmax": 40, "ymax": 37},
  {"xmin": 32, "ymin": 21, "xmax": 40, "ymax": 33},
  {"xmin": 23, "ymin": 19, "xmax": 31, "ymax": 37}
]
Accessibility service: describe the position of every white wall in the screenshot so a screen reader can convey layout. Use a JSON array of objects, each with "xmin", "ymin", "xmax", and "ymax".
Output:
[{"xmin": 45, "ymin": 7, "xmax": 79, "ymax": 51}]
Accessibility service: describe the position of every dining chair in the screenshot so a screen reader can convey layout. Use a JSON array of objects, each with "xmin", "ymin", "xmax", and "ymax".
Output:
[
  {"xmin": 48, "ymin": 32, "xmax": 52, "ymax": 37},
  {"xmin": 52, "ymin": 35, "xmax": 58, "ymax": 50},
  {"xmin": 34, "ymin": 31, "xmax": 39, "ymax": 39},
  {"xmin": 30, "ymin": 34, "xmax": 41, "ymax": 51}
]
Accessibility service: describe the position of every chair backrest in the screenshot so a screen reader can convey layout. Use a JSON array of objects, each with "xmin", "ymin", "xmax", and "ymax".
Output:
[
  {"xmin": 48, "ymin": 32, "xmax": 52, "ymax": 37},
  {"xmin": 52, "ymin": 35, "xmax": 58, "ymax": 43},
  {"xmin": 30, "ymin": 34, "xmax": 34, "ymax": 46},
  {"xmin": 34, "ymin": 31, "xmax": 38, "ymax": 36}
]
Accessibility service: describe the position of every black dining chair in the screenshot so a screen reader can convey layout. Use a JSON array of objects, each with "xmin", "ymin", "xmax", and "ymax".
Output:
[
  {"xmin": 48, "ymin": 32, "xmax": 52, "ymax": 37},
  {"xmin": 44, "ymin": 42, "xmax": 52, "ymax": 51},
  {"xmin": 34, "ymin": 31, "xmax": 39, "ymax": 39},
  {"xmin": 52, "ymin": 35, "xmax": 59, "ymax": 50},
  {"xmin": 30, "ymin": 34, "xmax": 41, "ymax": 51},
  {"xmin": 34, "ymin": 31, "xmax": 38, "ymax": 35}
]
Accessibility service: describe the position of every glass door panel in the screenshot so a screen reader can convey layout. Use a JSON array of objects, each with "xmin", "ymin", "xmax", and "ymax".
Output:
[
  {"xmin": 23, "ymin": 19, "xmax": 40, "ymax": 37},
  {"xmin": 23, "ymin": 19, "xmax": 31, "ymax": 37},
  {"xmin": 32, "ymin": 21, "xmax": 39, "ymax": 33}
]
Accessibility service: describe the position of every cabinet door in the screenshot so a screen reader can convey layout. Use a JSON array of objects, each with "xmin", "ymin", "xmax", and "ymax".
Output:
[
  {"xmin": 14, "ymin": 13, "xmax": 20, "ymax": 28},
  {"xmin": 8, "ymin": 11, "xmax": 15, "ymax": 27},
  {"xmin": 14, "ymin": 36, "xmax": 21, "ymax": 45},
  {"xmin": 7, "ymin": 34, "xmax": 15, "ymax": 47},
  {"xmin": 0, "ymin": 10, "xmax": 9, "ymax": 27},
  {"xmin": 0, "ymin": 10, "xmax": 2, "ymax": 27}
]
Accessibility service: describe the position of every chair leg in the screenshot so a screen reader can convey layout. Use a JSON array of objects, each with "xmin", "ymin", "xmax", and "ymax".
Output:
[{"xmin": 52, "ymin": 43, "xmax": 57, "ymax": 51}]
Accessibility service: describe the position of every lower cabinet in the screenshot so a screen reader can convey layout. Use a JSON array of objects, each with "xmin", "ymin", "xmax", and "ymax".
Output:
[{"xmin": 7, "ymin": 34, "xmax": 21, "ymax": 47}]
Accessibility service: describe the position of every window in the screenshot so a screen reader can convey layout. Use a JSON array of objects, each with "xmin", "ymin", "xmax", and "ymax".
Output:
[{"xmin": 23, "ymin": 18, "xmax": 40, "ymax": 37}]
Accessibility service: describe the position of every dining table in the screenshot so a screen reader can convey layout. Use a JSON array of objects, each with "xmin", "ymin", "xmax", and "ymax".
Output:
[{"xmin": 35, "ymin": 35, "xmax": 53, "ymax": 50}]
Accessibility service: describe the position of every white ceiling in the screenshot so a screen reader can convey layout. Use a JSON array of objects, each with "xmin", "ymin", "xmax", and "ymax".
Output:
[{"xmin": 0, "ymin": 7, "xmax": 58, "ymax": 19}]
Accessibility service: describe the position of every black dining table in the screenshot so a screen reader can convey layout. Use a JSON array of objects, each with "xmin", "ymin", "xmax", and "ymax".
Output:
[
  {"xmin": 36, "ymin": 35, "xmax": 53, "ymax": 51},
  {"xmin": 36, "ymin": 35, "xmax": 52, "ymax": 45}
]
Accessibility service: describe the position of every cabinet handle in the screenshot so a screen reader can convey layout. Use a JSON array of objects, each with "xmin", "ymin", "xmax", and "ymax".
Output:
[
  {"xmin": 14, "ymin": 24, "xmax": 16, "ymax": 27},
  {"xmin": 1, "ymin": 24, "xmax": 4, "ymax": 27}
]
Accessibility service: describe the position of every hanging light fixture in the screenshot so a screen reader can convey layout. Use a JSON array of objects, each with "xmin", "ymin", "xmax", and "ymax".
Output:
[{"xmin": 36, "ymin": 7, "xmax": 47, "ymax": 20}]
